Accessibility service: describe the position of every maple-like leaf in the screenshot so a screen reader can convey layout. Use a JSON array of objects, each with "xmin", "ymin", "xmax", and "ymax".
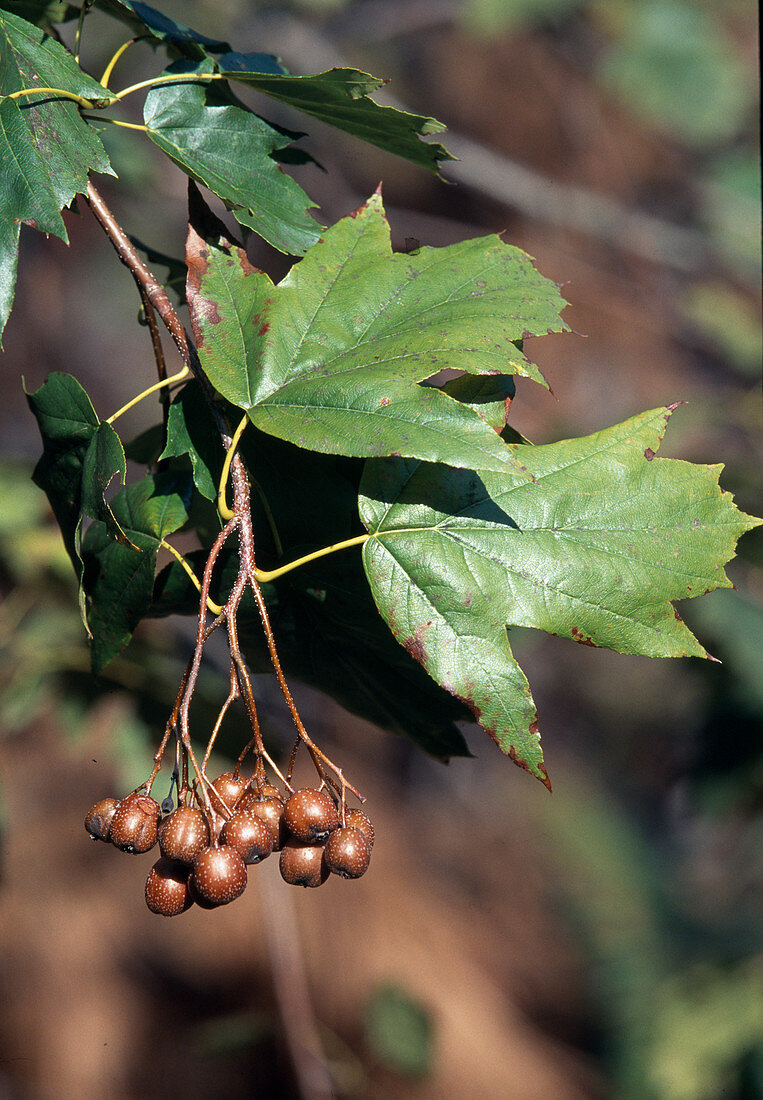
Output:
[
  {"xmin": 187, "ymin": 190, "xmax": 568, "ymax": 473},
  {"xmin": 358, "ymin": 406, "xmax": 761, "ymax": 784}
]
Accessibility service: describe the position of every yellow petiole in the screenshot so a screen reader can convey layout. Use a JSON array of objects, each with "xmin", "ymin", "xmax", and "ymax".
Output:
[
  {"xmin": 107, "ymin": 364, "xmax": 189, "ymax": 424},
  {"xmin": 160, "ymin": 539, "xmax": 224, "ymax": 616}
]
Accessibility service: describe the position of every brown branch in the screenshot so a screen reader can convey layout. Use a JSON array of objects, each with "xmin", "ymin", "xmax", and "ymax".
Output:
[{"xmin": 86, "ymin": 181, "xmax": 194, "ymax": 366}]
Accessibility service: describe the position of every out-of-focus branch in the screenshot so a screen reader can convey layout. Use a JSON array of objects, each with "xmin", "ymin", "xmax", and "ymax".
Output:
[{"xmin": 251, "ymin": 12, "xmax": 746, "ymax": 280}]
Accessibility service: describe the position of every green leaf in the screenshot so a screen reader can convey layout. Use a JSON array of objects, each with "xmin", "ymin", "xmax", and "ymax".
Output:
[
  {"xmin": 0, "ymin": 9, "xmax": 114, "ymax": 337},
  {"xmin": 159, "ymin": 380, "xmax": 224, "ymax": 501},
  {"xmin": 82, "ymin": 473, "xmax": 189, "ymax": 672},
  {"xmin": 438, "ymin": 373, "xmax": 516, "ymax": 432},
  {"xmin": 80, "ymin": 420, "xmax": 135, "ymax": 547},
  {"xmin": 187, "ymin": 190, "xmax": 568, "ymax": 472},
  {"xmin": 358, "ymin": 406, "xmax": 761, "ymax": 783},
  {"xmin": 217, "ymin": 51, "xmax": 288, "ymax": 79},
  {"xmin": 144, "ymin": 63, "xmax": 322, "ymax": 256},
  {"xmin": 95, "ymin": 0, "xmax": 230, "ymax": 57},
  {"xmin": 597, "ymin": 3, "xmax": 752, "ymax": 148},
  {"xmin": 25, "ymin": 371, "xmax": 99, "ymax": 571},
  {"xmin": 220, "ymin": 64, "xmax": 453, "ymax": 175}
]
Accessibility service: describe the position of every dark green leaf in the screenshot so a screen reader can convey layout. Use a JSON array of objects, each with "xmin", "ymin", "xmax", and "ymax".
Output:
[
  {"xmin": 25, "ymin": 371, "xmax": 99, "ymax": 571},
  {"xmin": 217, "ymin": 51, "xmax": 287, "ymax": 78},
  {"xmin": 359, "ymin": 406, "xmax": 761, "ymax": 783},
  {"xmin": 123, "ymin": 422, "xmax": 164, "ymax": 465},
  {"xmin": 438, "ymin": 373, "xmax": 516, "ymax": 432},
  {"xmin": 144, "ymin": 62, "xmax": 322, "ymax": 255},
  {"xmin": 159, "ymin": 380, "xmax": 224, "ymax": 501},
  {"xmin": 220, "ymin": 65, "xmax": 453, "ymax": 175},
  {"xmin": 95, "ymin": 0, "xmax": 230, "ymax": 57},
  {"xmin": 187, "ymin": 191, "xmax": 568, "ymax": 472},
  {"xmin": 80, "ymin": 420, "xmax": 135, "ymax": 546},
  {"xmin": 0, "ymin": 9, "xmax": 114, "ymax": 337},
  {"xmin": 151, "ymin": 427, "xmax": 470, "ymax": 759},
  {"xmin": 82, "ymin": 473, "xmax": 189, "ymax": 671}
]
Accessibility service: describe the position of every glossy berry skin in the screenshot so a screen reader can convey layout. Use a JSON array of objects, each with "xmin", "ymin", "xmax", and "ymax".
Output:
[
  {"xmin": 324, "ymin": 827, "xmax": 371, "ymax": 879},
  {"xmin": 109, "ymin": 794, "xmax": 161, "ymax": 854},
  {"xmin": 244, "ymin": 796, "xmax": 286, "ymax": 850},
  {"xmin": 279, "ymin": 841, "xmax": 329, "ymax": 888},
  {"xmin": 260, "ymin": 784, "xmax": 282, "ymax": 801},
  {"xmin": 145, "ymin": 858, "xmax": 193, "ymax": 916},
  {"xmin": 238, "ymin": 787, "xmax": 283, "ymax": 812},
  {"xmin": 159, "ymin": 806, "xmax": 209, "ymax": 864},
  {"xmin": 345, "ymin": 808, "xmax": 375, "ymax": 852},
  {"xmin": 221, "ymin": 811, "xmax": 273, "ymax": 864},
  {"xmin": 84, "ymin": 797, "xmax": 119, "ymax": 842},
  {"xmin": 209, "ymin": 772, "xmax": 248, "ymax": 814},
  {"xmin": 191, "ymin": 845, "xmax": 247, "ymax": 906},
  {"xmin": 283, "ymin": 788, "xmax": 339, "ymax": 843}
]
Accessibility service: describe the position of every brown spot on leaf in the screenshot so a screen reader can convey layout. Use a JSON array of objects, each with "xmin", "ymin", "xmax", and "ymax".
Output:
[
  {"xmin": 570, "ymin": 626, "xmax": 598, "ymax": 647},
  {"xmin": 644, "ymin": 447, "xmax": 655, "ymax": 461},
  {"xmin": 380, "ymin": 396, "xmax": 391, "ymax": 407},
  {"xmin": 401, "ymin": 621, "xmax": 433, "ymax": 664},
  {"xmin": 258, "ymin": 322, "xmax": 270, "ymax": 337}
]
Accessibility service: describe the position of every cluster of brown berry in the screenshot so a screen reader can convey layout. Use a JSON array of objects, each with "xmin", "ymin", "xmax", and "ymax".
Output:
[{"xmin": 85, "ymin": 773, "xmax": 374, "ymax": 916}]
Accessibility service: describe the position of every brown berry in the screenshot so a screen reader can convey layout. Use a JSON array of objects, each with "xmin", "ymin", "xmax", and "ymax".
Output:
[
  {"xmin": 345, "ymin": 808, "xmax": 375, "ymax": 851},
  {"xmin": 238, "ymin": 787, "xmax": 283, "ymax": 812},
  {"xmin": 324, "ymin": 827, "xmax": 371, "ymax": 879},
  {"xmin": 145, "ymin": 858, "xmax": 193, "ymax": 916},
  {"xmin": 221, "ymin": 811, "xmax": 273, "ymax": 864},
  {"xmin": 109, "ymin": 793, "xmax": 161, "ymax": 854},
  {"xmin": 283, "ymin": 788, "xmax": 339, "ymax": 843},
  {"xmin": 191, "ymin": 845, "xmax": 247, "ymax": 906},
  {"xmin": 279, "ymin": 841, "xmax": 329, "ymax": 888},
  {"xmin": 209, "ymin": 771, "xmax": 248, "ymax": 814},
  {"xmin": 84, "ymin": 797, "xmax": 119, "ymax": 842},
  {"xmin": 245, "ymin": 796, "xmax": 286, "ymax": 850},
  {"xmin": 159, "ymin": 806, "xmax": 209, "ymax": 864}
]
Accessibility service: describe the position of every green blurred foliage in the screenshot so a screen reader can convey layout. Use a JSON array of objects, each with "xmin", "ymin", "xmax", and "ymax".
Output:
[
  {"xmin": 595, "ymin": 2, "xmax": 752, "ymax": 148},
  {"xmin": 364, "ymin": 983, "xmax": 435, "ymax": 1078}
]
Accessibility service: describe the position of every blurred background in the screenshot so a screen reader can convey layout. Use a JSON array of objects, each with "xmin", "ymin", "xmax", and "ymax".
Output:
[{"xmin": 0, "ymin": 0, "xmax": 760, "ymax": 1097}]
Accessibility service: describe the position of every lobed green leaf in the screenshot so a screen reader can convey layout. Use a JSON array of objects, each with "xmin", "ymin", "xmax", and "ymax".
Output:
[
  {"xmin": 187, "ymin": 190, "xmax": 568, "ymax": 473},
  {"xmin": 359, "ymin": 406, "xmax": 761, "ymax": 783}
]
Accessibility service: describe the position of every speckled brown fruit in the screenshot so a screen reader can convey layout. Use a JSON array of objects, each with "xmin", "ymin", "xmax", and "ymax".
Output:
[
  {"xmin": 324, "ymin": 827, "xmax": 371, "ymax": 879},
  {"xmin": 109, "ymin": 794, "xmax": 161, "ymax": 854},
  {"xmin": 84, "ymin": 797, "xmax": 119, "ymax": 842},
  {"xmin": 279, "ymin": 841, "xmax": 329, "ymax": 888},
  {"xmin": 245, "ymin": 796, "xmax": 286, "ymax": 850},
  {"xmin": 159, "ymin": 806, "xmax": 209, "ymax": 864},
  {"xmin": 238, "ymin": 787, "xmax": 283, "ymax": 812},
  {"xmin": 208, "ymin": 772, "xmax": 248, "ymax": 814},
  {"xmin": 344, "ymin": 808, "xmax": 375, "ymax": 851},
  {"xmin": 191, "ymin": 845, "xmax": 247, "ymax": 906},
  {"xmin": 283, "ymin": 788, "xmax": 339, "ymax": 843},
  {"xmin": 221, "ymin": 811, "xmax": 273, "ymax": 864},
  {"xmin": 145, "ymin": 858, "xmax": 193, "ymax": 916}
]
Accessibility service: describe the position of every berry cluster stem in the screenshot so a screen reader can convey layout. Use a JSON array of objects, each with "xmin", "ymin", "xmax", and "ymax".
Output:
[{"xmin": 85, "ymin": 182, "xmax": 363, "ymax": 818}]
